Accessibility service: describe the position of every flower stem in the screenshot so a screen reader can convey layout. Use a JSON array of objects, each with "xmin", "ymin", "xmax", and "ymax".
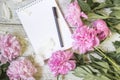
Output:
[
  {"xmin": 95, "ymin": 47, "xmax": 120, "ymax": 71},
  {"xmin": 57, "ymin": 75, "xmax": 59, "ymax": 80},
  {"xmin": 57, "ymin": 75, "xmax": 64, "ymax": 80}
]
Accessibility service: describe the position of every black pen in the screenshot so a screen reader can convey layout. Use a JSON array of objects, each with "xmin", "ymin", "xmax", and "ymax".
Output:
[{"xmin": 52, "ymin": 7, "xmax": 64, "ymax": 47}]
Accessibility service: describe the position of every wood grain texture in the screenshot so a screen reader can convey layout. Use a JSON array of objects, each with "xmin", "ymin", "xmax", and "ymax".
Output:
[{"xmin": 0, "ymin": 0, "xmax": 82, "ymax": 80}]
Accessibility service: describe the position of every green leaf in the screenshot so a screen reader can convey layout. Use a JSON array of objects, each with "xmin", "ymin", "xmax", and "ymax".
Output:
[
  {"xmin": 114, "ymin": 23, "xmax": 120, "ymax": 34},
  {"xmin": 113, "ymin": 0, "xmax": 120, "ymax": 6},
  {"xmin": 81, "ymin": 66, "xmax": 93, "ymax": 74},
  {"xmin": 90, "ymin": 55, "xmax": 101, "ymax": 62},
  {"xmin": 106, "ymin": 18, "xmax": 120, "ymax": 26},
  {"xmin": 88, "ymin": 13, "xmax": 108, "ymax": 19},
  {"xmin": 73, "ymin": 67, "xmax": 90, "ymax": 77},
  {"xmin": 95, "ymin": 9, "xmax": 109, "ymax": 16},
  {"xmin": 0, "ymin": 71, "xmax": 9, "ymax": 80},
  {"xmin": 87, "ymin": 0, "xmax": 93, "ymax": 7},
  {"xmin": 0, "ymin": 69, "xmax": 2, "ymax": 76},
  {"xmin": 105, "ymin": 0, "xmax": 113, "ymax": 4},
  {"xmin": 114, "ymin": 28, "xmax": 120, "ymax": 34},
  {"xmin": 74, "ymin": 53, "xmax": 85, "ymax": 65},
  {"xmin": 110, "ymin": 25, "xmax": 120, "ymax": 34},
  {"xmin": 1, "ymin": 63, "xmax": 9, "ymax": 72},
  {"xmin": 86, "ymin": 65, "xmax": 100, "ymax": 74},
  {"xmin": 94, "ymin": 3, "xmax": 114, "ymax": 10},
  {"xmin": 94, "ymin": 62, "xmax": 109, "ymax": 69},
  {"xmin": 70, "ymin": 0, "xmax": 75, "ymax": 3},
  {"xmin": 112, "ymin": 41, "xmax": 120, "ymax": 49},
  {"xmin": 116, "ymin": 47, "xmax": 120, "ymax": 53},
  {"xmin": 93, "ymin": 62, "xmax": 109, "ymax": 73},
  {"xmin": 111, "ymin": 7, "xmax": 120, "ymax": 10},
  {"xmin": 73, "ymin": 67, "xmax": 110, "ymax": 80},
  {"xmin": 115, "ymin": 23, "xmax": 120, "ymax": 29},
  {"xmin": 91, "ymin": 2, "xmax": 100, "ymax": 9},
  {"xmin": 84, "ymin": 75, "xmax": 110, "ymax": 80},
  {"xmin": 77, "ymin": 0, "xmax": 91, "ymax": 13},
  {"xmin": 110, "ymin": 10, "xmax": 120, "ymax": 19},
  {"xmin": 106, "ymin": 51, "xmax": 120, "ymax": 64}
]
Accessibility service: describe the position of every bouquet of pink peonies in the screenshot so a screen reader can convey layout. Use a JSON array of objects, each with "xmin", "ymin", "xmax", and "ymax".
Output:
[
  {"xmin": 0, "ymin": 33, "xmax": 37, "ymax": 80},
  {"xmin": 48, "ymin": 0, "xmax": 120, "ymax": 80}
]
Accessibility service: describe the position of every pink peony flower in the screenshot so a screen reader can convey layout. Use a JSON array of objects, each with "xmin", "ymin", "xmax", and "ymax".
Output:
[
  {"xmin": 92, "ymin": 19, "xmax": 110, "ymax": 40},
  {"xmin": 72, "ymin": 25, "xmax": 100, "ymax": 54},
  {"xmin": 0, "ymin": 34, "xmax": 21, "ymax": 64},
  {"xmin": 48, "ymin": 50, "xmax": 76, "ymax": 76},
  {"xmin": 65, "ymin": 0, "xmax": 88, "ymax": 27},
  {"xmin": 7, "ymin": 58, "xmax": 37, "ymax": 80}
]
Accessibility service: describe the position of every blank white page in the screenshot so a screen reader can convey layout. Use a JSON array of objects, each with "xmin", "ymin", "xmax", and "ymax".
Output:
[{"xmin": 16, "ymin": 0, "xmax": 73, "ymax": 55}]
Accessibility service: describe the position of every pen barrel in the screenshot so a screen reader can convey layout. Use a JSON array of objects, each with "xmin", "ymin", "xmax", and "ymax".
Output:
[
  {"xmin": 52, "ymin": 7, "xmax": 64, "ymax": 47},
  {"xmin": 55, "ymin": 17, "xmax": 64, "ymax": 47}
]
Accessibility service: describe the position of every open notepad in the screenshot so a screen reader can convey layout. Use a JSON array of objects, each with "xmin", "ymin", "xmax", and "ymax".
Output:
[{"xmin": 16, "ymin": 0, "xmax": 73, "ymax": 59}]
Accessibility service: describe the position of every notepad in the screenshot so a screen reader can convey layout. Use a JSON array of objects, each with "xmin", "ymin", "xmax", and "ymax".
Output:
[{"xmin": 16, "ymin": 0, "xmax": 73, "ymax": 58}]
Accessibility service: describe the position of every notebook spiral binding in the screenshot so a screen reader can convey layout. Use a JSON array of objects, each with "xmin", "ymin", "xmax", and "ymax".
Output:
[{"xmin": 16, "ymin": 0, "xmax": 43, "ymax": 12}]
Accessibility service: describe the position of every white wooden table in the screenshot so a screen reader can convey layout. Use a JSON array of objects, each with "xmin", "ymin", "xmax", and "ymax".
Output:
[{"xmin": 0, "ymin": 0, "xmax": 82, "ymax": 80}]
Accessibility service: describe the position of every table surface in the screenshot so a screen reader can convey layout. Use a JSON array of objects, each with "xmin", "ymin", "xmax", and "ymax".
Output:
[
  {"xmin": 0, "ymin": 0, "xmax": 82, "ymax": 80},
  {"xmin": 1, "ymin": 0, "xmax": 120, "ymax": 80}
]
